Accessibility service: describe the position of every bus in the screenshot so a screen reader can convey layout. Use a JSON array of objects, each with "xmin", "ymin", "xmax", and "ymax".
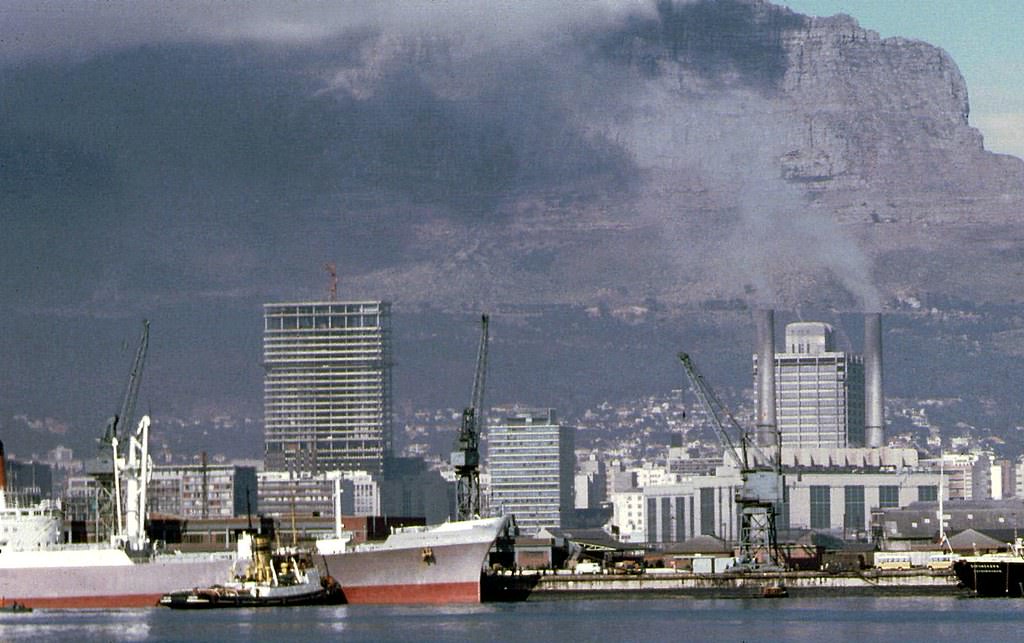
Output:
[{"xmin": 874, "ymin": 553, "xmax": 913, "ymax": 570}]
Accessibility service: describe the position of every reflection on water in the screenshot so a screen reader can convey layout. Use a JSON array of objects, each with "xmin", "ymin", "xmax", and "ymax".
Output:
[{"xmin": 0, "ymin": 597, "xmax": 1021, "ymax": 642}]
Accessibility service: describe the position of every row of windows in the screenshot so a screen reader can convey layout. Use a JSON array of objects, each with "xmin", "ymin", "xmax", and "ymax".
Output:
[{"xmin": 809, "ymin": 485, "xmax": 936, "ymax": 529}]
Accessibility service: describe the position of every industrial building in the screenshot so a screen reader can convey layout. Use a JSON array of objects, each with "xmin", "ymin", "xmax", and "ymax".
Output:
[
  {"xmin": 488, "ymin": 408, "xmax": 575, "ymax": 535},
  {"xmin": 613, "ymin": 459, "xmax": 942, "ymax": 544},
  {"xmin": 262, "ymin": 301, "xmax": 393, "ymax": 475},
  {"xmin": 611, "ymin": 311, "xmax": 943, "ymax": 546}
]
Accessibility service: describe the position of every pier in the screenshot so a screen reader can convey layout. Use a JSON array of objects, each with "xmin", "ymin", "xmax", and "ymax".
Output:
[{"xmin": 484, "ymin": 569, "xmax": 960, "ymax": 601}]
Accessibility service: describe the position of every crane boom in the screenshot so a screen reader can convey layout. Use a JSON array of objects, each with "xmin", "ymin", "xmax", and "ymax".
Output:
[
  {"xmin": 103, "ymin": 321, "xmax": 150, "ymax": 448},
  {"xmin": 470, "ymin": 315, "xmax": 489, "ymax": 416},
  {"xmin": 678, "ymin": 351, "xmax": 784, "ymax": 570},
  {"xmin": 452, "ymin": 314, "xmax": 489, "ymax": 520},
  {"xmin": 677, "ymin": 353, "xmax": 773, "ymax": 468}
]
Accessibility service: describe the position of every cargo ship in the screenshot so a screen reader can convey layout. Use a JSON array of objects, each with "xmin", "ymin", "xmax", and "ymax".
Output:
[
  {"xmin": 316, "ymin": 515, "xmax": 515, "ymax": 604},
  {"xmin": 953, "ymin": 541, "xmax": 1024, "ymax": 597},
  {"xmin": 0, "ymin": 419, "xmax": 239, "ymax": 608}
]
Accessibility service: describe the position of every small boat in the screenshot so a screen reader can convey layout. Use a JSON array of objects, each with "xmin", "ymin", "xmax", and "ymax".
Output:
[
  {"xmin": 0, "ymin": 600, "xmax": 32, "ymax": 613},
  {"xmin": 160, "ymin": 533, "xmax": 343, "ymax": 609},
  {"xmin": 761, "ymin": 583, "xmax": 788, "ymax": 598}
]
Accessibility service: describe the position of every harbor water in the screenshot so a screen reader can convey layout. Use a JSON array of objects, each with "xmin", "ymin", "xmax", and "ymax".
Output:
[{"xmin": 1, "ymin": 596, "xmax": 1021, "ymax": 642}]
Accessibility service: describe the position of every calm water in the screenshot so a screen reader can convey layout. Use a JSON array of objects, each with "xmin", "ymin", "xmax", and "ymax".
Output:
[{"xmin": 1, "ymin": 597, "xmax": 1021, "ymax": 642}]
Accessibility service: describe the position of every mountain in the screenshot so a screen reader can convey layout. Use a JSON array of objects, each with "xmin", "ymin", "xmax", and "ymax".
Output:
[{"xmin": 2, "ymin": 1, "xmax": 1022, "ymax": 459}]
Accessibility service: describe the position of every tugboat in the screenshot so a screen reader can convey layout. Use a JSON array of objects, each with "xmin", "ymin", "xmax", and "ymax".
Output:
[{"xmin": 160, "ymin": 533, "xmax": 343, "ymax": 609}]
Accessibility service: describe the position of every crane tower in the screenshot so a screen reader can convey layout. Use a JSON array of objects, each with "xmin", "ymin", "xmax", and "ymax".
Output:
[
  {"xmin": 678, "ymin": 352, "xmax": 785, "ymax": 570},
  {"xmin": 451, "ymin": 314, "xmax": 489, "ymax": 521}
]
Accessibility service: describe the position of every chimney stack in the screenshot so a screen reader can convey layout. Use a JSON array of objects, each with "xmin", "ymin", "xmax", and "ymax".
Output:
[
  {"xmin": 755, "ymin": 309, "xmax": 777, "ymax": 449},
  {"xmin": 0, "ymin": 440, "xmax": 6, "ymax": 496},
  {"xmin": 864, "ymin": 313, "xmax": 885, "ymax": 448}
]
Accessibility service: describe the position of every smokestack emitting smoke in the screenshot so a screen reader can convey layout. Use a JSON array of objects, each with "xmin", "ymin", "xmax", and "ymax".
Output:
[
  {"xmin": 864, "ymin": 313, "xmax": 885, "ymax": 448},
  {"xmin": 755, "ymin": 309, "xmax": 777, "ymax": 449}
]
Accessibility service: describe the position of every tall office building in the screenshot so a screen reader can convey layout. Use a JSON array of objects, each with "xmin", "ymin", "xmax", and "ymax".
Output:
[
  {"xmin": 755, "ymin": 321, "xmax": 865, "ymax": 448},
  {"xmin": 263, "ymin": 301, "xmax": 393, "ymax": 475},
  {"xmin": 487, "ymin": 408, "xmax": 574, "ymax": 535}
]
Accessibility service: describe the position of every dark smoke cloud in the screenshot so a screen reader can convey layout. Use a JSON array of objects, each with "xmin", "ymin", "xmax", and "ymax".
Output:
[
  {"xmin": 593, "ymin": 0, "xmax": 806, "ymax": 91},
  {"xmin": 0, "ymin": 0, "xmax": 900, "ymax": 428}
]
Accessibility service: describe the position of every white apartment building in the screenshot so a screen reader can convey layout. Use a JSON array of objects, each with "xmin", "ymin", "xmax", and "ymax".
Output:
[{"xmin": 488, "ymin": 408, "xmax": 574, "ymax": 535}]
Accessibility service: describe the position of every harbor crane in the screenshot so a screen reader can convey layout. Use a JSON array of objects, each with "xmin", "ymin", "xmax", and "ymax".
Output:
[
  {"xmin": 87, "ymin": 320, "xmax": 150, "ymax": 544},
  {"xmin": 678, "ymin": 352, "xmax": 785, "ymax": 570},
  {"xmin": 451, "ymin": 314, "xmax": 490, "ymax": 521}
]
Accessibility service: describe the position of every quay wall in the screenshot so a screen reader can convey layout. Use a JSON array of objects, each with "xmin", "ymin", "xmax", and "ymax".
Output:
[{"xmin": 484, "ymin": 569, "xmax": 959, "ymax": 600}]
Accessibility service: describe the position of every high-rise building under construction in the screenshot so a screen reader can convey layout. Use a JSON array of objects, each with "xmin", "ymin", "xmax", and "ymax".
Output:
[{"xmin": 263, "ymin": 301, "xmax": 392, "ymax": 475}]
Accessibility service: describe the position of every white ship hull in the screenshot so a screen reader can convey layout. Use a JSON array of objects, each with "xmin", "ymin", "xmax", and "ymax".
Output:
[
  {"xmin": 0, "ymin": 548, "xmax": 237, "ymax": 608},
  {"xmin": 317, "ymin": 516, "xmax": 511, "ymax": 604}
]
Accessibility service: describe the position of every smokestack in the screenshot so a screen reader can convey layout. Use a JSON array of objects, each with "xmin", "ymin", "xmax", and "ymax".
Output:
[
  {"xmin": 755, "ymin": 309, "xmax": 777, "ymax": 449},
  {"xmin": 864, "ymin": 313, "xmax": 885, "ymax": 448},
  {"xmin": 0, "ymin": 440, "xmax": 6, "ymax": 493}
]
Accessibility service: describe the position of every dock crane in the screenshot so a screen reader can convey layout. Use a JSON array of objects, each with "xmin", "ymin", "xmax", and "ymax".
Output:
[
  {"xmin": 678, "ymin": 352, "xmax": 785, "ymax": 570},
  {"xmin": 451, "ymin": 314, "xmax": 489, "ymax": 521},
  {"xmin": 87, "ymin": 320, "xmax": 150, "ymax": 543}
]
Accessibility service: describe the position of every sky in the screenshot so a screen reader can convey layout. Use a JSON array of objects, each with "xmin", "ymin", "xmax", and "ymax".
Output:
[{"xmin": 783, "ymin": 0, "xmax": 1024, "ymax": 159}]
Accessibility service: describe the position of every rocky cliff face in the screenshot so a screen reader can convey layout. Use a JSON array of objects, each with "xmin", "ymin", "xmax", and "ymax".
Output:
[{"xmin": 338, "ymin": 0, "xmax": 1024, "ymax": 311}]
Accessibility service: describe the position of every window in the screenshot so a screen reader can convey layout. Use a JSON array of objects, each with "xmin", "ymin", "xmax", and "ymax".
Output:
[
  {"xmin": 646, "ymin": 497, "xmax": 657, "ymax": 541},
  {"xmin": 918, "ymin": 485, "xmax": 938, "ymax": 502},
  {"xmin": 700, "ymin": 488, "xmax": 716, "ymax": 535},
  {"xmin": 674, "ymin": 496, "xmax": 686, "ymax": 542},
  {"xmin": 810, "ymin": 486, "xmax": 831, "ymax": 530},
  {"xmin": 844, "ymin": 486, "xmax": 865, "ymax": 532},
  {"xmin": 879, "ymin": 485, "xmax": 900, "ymax": 508},
  {"xmin": 661, "ymin": 497, "xmax": 672, "ymax": 543}
]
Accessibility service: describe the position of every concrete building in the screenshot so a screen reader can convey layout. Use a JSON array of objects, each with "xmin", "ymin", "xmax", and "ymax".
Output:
[
  {"xmin": 263, "ymin": 301, "xmax": 392, "ymax": 475},
  {"xmin": 611, "ymin": 457, "xmax": 942, "ymax": 543},
  {"xmin": 921, "ymin": 453, "xmax": 992, "ymax": 501},
  {"xmin": 379, "ymin": 457, "xmax": 452, "ymax": 525},
  {"xmin": 781, "ymin": 468, "xmax": 941, "ymax": 538},
  {"xmin": 148, "ymin": 463, "xmax": 258, "ymax": 519},
  {"xmin": 257, "ymin": 470, "xmax": 380, "ymax": 519},
  {"xmin": 488, "ymin": 408, "xmax": 575, "ymax": 535},
  {"xmin": 574, "ymin": 453, "xmax": 607, "ymax": 511},
  {"xmin": 992, "ymin": 458, "xmax": 1015, "ymax": 500},
  {"xmin": 610, "ymin": 491, "xmax": 646, "ymax": 543},
  {"xmin": 755, "ymin": 321, "xmax": 866, "ymax": 448},
  {"xmin": 616, "ymin": 468, "xmax": 744, "ymax": 544}
]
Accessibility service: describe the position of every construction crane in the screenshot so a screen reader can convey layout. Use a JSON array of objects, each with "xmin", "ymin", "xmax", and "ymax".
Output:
[
  {"xmin": 87, "ymin": 320, "xmax": 150, "ymax": 543},
  {"xmin": 451, "ymin": 314, "xmax": 489, "ymax": 521},
  {"xmin": 324, "ymin": 263, "xmax": 338, "ymax": 301},
  {"xmin": 678, "ymin": 352, "xmax": 785, "ymax": 570}
]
